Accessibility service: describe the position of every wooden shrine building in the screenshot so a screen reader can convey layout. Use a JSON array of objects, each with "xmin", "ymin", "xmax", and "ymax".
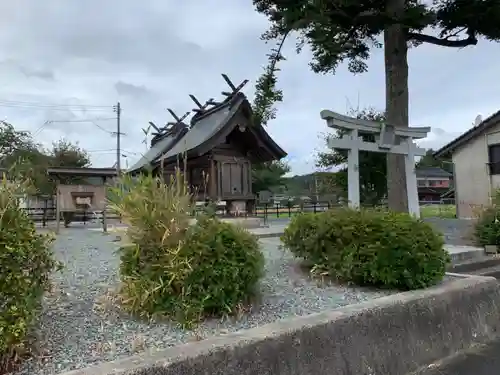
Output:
[{"xmin": 129, "ymin": 74, "xmax": 287, "ymax": 214}]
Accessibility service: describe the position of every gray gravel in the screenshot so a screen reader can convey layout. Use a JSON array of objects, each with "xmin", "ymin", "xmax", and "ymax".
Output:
[{"xmin": 12, "ymin": 229, "xmax": 392, "ymax": 375}]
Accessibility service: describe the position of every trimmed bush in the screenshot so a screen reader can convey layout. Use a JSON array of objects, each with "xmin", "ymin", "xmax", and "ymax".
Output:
[
  {"xmin": 108, "ymin": 171, "xmax": 264, "ymax": 326},
  {"xmin": 174, "ymin": 216, "xmax": 264, "ymax": 322},
  {"xmin": 0, "ymin": 176, "xmax": 59, "ymax": 371},
  {"xmin": 474, "ymin": 206, "xmax": 500, "ymax": 247},
  {"xmin": 282, "ymin": 207, "xmax": 449, "ymax": 290}
]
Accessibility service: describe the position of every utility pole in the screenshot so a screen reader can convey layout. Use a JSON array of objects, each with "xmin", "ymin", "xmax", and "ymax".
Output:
[
  {"xmin": 113, "ymin": 102, "xmax": 121, "ymax": 174},
  {"xmin": 314, "ymin": 173, "xmax": 319, "ymax": 202}
]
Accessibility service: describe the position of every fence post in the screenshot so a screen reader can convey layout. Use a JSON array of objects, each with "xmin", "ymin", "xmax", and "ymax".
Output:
[
  {"xmin": 42, "ymin": 200, "xmax": 47, "ymax": 227},
  {"xmin": 276, "ymin": 203, "xmax": 279, "ymax": 218},
  {"xmin": 314, "ymin": 202, "xmax": 317, "ymax": 214}
]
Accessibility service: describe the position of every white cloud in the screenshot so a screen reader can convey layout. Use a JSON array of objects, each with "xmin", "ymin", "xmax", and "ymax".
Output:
[{"xmin": 0, "ymin": 0, "xmax": 498, "ymax": 173}]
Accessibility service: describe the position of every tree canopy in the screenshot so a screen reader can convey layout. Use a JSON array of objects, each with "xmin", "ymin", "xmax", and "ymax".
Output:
[
  {"xmin": 416, "ymin": 148, "xmax": 452, "ymax": 173},
  {"xmin": 0, "ymin": 121, "xmax": 91, "ymax": 195},
  {"xmin": 253, "ymin": 0, "xmax": 499, "ymax": 74},
  {"xmin": 252, "ymin": 160, "xmax": 290, "ymax": 193},
  {"xmin": 252, "ymin": 0, "xmax": 500, "ymax": 212}
]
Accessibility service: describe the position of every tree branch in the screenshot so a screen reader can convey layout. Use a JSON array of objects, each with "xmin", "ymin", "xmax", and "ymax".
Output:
[{"xmin": 407, "ymin": 30, "xmax": 478, "ymax": 47}]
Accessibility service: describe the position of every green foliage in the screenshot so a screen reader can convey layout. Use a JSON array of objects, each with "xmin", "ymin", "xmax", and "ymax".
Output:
[
  {"xmin": 316, "ymin": 108, "xmax": 387, "ymax": 205},
  {"xmin": 251, "ymin": 33, "xmax": 290, "ymax": 195},
  {"xmin": 0, "ymin": 122, "xmax": 91, "ymax": 195},
  {"xmin": 252, "ymin": 34, "xmax": 287, "ymax": 128},
  {"xmin": 0, "ymin": 172, "xmax": 60, "ymax": 370},
  {"xmin": 252, "ymin": 160, "xmax": 290, "ymax": 193},
  {"xmin": 282, "ymin": 172, "xmax": 342, "ymax": 198},
  {"xmin": 416, "ymin": 149, "xmax": 453, "ymax": 174},
  {"xmin": 48, "ymin": 139, "xmax": 91, "ymax": 183},
  {"xmin": 254, "ymin": 0, "xmax": 500, "ymax": 76},
  {"xmin": 177, "ymin": 217, "xmax": 264, "ymax": 322},
  {"xmin": 474, "ymin": 207, "xmax": 500, "ymax": 246},
  {"xmin": 108, "ymin": 170, "xmax": 264, "ymax": 326},
  {"xmin": 0, "ymin": 121, "xmax": 36, "ymax": 161},
  {"xmin": 281, "ymin": 208, "xmax": 449, "ymax": 290}
]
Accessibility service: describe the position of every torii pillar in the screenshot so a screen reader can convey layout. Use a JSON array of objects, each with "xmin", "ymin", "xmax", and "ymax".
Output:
[{"xmin": 320, "ymin": 110, "xmax": 430, "ymax": 218}]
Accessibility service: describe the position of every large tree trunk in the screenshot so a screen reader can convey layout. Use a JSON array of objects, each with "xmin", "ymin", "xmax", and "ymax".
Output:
[{"xmin": 384, "ymin": 0, "xmax": 409, "ymax": 212}]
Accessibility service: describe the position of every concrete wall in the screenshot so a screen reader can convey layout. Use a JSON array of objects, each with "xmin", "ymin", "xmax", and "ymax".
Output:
[
  {"xmin": 62, "ymin": 275, "xmax": 500, "ymax": 375},
  {"xmin": 452, "ymin": 123, "xmax": 500, "ymax": 218}
]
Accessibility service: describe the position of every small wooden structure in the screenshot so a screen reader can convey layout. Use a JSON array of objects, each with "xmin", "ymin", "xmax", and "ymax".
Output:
[
  {"xmin": 129, "ymin": 74, "xmax": 287, "ymax": 215},
  {"xmin": 320, "ymin": 110, "xmax": 430, "ymax": 217},
  {"xmin": 47, "ymin": 167, "xmax": 117, "ymax": 233}
]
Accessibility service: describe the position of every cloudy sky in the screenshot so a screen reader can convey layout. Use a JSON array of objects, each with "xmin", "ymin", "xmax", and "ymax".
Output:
[{"xmin": 0, "ymin": 0, "xmax": 498, "ymax": 175}]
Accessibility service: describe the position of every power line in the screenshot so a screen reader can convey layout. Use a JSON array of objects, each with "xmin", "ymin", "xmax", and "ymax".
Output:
[
  {"xmin": 90, "ymin": 120, "xmax": 115, "ymax": 134},
  {"xmin": 33, "ymin": 118, "xmax": 117, "ymax": 135},
  {"xmin": 120, "ymin": 149, "xmax": 139, "ymax": 156},
  {"xmin": 33, "ymin": 121, "xmax": 50, "ymax": 137},
  {"xmin": 47, "ymin": 117, "xmax": 116, "ymax": 123},
  {"xmin": 0, "ymin": 99, "xmax": 110, "ymax": 108},
  {"xmin": 86, "ymin": 149, "xmax": 116, "ymax": 153},
  {"xmin": 0, "ymin": 103, "xmax": 110, "ymax": 112},
  {"xmin": 86, "ymin": 149, "xmax": 138, "ymax": 155}
]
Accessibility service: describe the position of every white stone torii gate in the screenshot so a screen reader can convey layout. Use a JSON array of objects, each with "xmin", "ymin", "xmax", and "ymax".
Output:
[{"xmin": 320, "ymin": 110, "xmax": 431, "ymax": 218}]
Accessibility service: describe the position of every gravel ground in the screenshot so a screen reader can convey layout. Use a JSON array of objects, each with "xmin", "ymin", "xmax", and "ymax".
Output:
[
  {"xmin": 423, "ymin": 218, "xmax": 476, "ymax": 246},
  {"xmin": 12, "ymin": 229, "xmax": 392, "ymax": 375}
]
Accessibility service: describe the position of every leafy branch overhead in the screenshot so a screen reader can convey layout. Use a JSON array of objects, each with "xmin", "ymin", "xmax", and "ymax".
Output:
[
  {"xmin": 251, "ymin": 34, "xmax": 291, "ymax": 193},
  {"xmin": 253, "ymin": 0, "xmax": 500, "ymax": 75},
  {"xmin": 252, "ymin": 33, "xmax": 288, "ymax": 127}
]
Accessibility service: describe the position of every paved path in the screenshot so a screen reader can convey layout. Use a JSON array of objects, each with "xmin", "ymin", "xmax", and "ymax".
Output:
[{"xmin": 418, "ymin": 340, "xmax": 500, "ymax": 375}]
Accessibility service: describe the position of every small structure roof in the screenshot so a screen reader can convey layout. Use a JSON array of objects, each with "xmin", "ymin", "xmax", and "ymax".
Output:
[
  {"xmin": 47, "ymin": 167, "xmax": 118, "ymax": 178},
  {"xmin": 434, "ymin": 110, "xmax": 500, "ymax": 158}
]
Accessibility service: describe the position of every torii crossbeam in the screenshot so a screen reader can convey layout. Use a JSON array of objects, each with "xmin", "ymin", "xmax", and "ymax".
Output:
[{"xmin": 320, "ymin": 110, "xmax": 431, "ymax": 217}]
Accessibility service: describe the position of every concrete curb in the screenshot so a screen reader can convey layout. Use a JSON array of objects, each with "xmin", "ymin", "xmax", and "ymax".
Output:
[
  {"xmin": 59, "ymin": 274, "xmax": 500, "ymax": 375},
  {"xmin": 253, "ymin": 231, "xmax": 283, "ymax": 239}
]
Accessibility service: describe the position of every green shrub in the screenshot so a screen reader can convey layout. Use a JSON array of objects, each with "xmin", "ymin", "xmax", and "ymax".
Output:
[
  {"xmin": 173, "ymin": 216, "xmax": 264, "ymax": 322},
  {"xmin": 282, "ymin": 208, "xmax": 449, "ymax": 290},
  {"xmin": 108, "ymin": 170, "xmax": 264, "ymax": 326},
  {"xmin": 474, "ymin": 207, "xmax": 500, "ymax": 246},
  {"xmin": 0, "ymin": 175, "xmax": 59, "ymax": 371}
]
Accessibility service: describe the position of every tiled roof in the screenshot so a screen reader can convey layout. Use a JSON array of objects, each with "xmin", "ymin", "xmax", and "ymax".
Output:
[{"xmin": 416, "ymin": 167, "xmax": 452, "ymax": 178}]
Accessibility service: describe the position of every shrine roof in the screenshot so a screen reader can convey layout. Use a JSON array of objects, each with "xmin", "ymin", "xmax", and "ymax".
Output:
[
  {"xmin": 128, "ymin": 74, "xmax": 287, "ymax": 173},
  {"xmin": 157, "ymin": 93, "xmax": 245, "ymax": 163},
  {"xmin": 156, "ymin": 92, "xmax": 286, "ymax": 164},
  {"xmin": 128, "ymin": 126, "xmax": 188, "ymax": 173}
]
